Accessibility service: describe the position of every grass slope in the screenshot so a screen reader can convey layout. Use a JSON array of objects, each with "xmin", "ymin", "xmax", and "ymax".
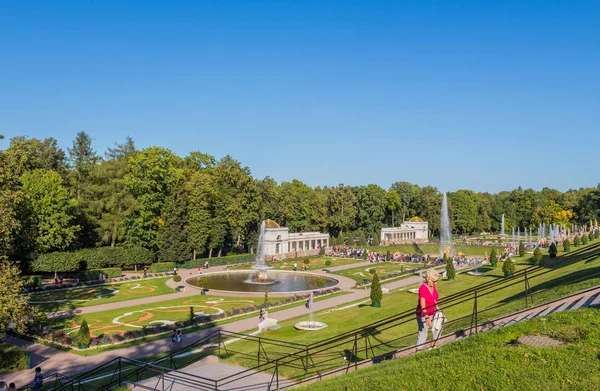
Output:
[{"xmin": 296, "ymin": 308, "xmax": 600, "ymax": 391}]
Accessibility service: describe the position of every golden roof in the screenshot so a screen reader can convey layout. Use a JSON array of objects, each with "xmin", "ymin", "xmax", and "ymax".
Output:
[
  {"xmin": 408, "ymin": 216, "xmax": 424, "ymax": 222},
  {"xmin": 265, "ymin": 219, "xmax": 280, "ymax": 229}
]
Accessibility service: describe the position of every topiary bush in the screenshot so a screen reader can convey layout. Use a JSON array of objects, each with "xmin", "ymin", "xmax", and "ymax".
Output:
[
  {"xmin": 385, "ymin": 250, "xmax": 391, "ymax": 262},
  {"xmin": 149, "ymin": 262, "xmax": 175, "ymax": 273},
  {"xmin": 489, "ymin": 248, "xmax": 498, "ymax": 268},
  {"xmin": 80, "ymin": 267, "xmax": 122, "ymax": 281},
  {"xmin": 303, "ymin": 259, "xmax": 310, "ymax": 265},
  {"xmin": 319, "ymin": 247, "xmax": 325, "ymax": 256},
  {"xmin": 519, "ymin": 241, "xmax": 525, "ymax": 257},
  {"xmin": 325, "ymin": 260, "xmax": 332, "ymax": 267},
  {"xmin": 76, "ymin": 319, "xmax": 92, "ymax": 348},
  {"xmin": 31, "ymin": 252, "xmax": 84, "ymax": 273},
  {"xmin": 582, "ymin": 234, "xmax": 589, "ymax": 245},
  {"xmin": 563, "ymin": 238, "xmax": 571, "ymax": 252},
  {"xmin": 173, "ymin": 275, "xmax": 182, "ymax": 282},
  {"xmin": 574, "ymin": 235, "xmax": 581, "ymax": 247},
  {"xmin": 548, "ymin": 242, "xmax": 557, "ymax": 258},
  {"xmin": 445, "ymin": 254, "xmax": 455, "ymax": 280},
  {"xmin": 533, "ymin": 247, "xmax": 543, "ymax": 265},
  {"xmin": 370, "ymin": 273, "xmax": 382, "ymax": 306},
  {"xmin": 502, "ymin": 258, "xmax": 515, "ymax": 277}
]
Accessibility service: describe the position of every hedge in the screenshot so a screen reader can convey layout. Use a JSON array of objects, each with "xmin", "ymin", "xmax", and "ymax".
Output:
[
  {"xmin": 181, "ymin": 254, "xmax": 255, "ymax": 269},
  {"xmin": 0, "ymin": 342, "xmax": 28, "ymax": 372},
  {"xmin": 150, "ymin": 262, "xmax": 176, "ymax": 273},
  {"xmin": 31, "ymin": 252, "xmax": 84, "ymax": 273},
  {"xmin": 80, "ymin": 268, "xmax": 122, "ymax": 281}
]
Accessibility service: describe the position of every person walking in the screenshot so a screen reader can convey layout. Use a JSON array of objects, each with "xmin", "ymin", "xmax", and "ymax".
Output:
[
  {"xmin": 0, "ymin": 381, "xmax": 8, "ymax": 391},
  {"xmin": 176, "ymin": 330, "xmax": 182, "ymax": 348},
  {"xmin": 7, "ymin": 383, "xmax": 16, "ymax": 391},
  {"xmin": 171, "ymin": 329, "xmax": 177, "ymax": 349},
  {"xmin": 415, "ymin": 269, "xmax": 441, "ymax": 352},
  {"xmin": 32, "ymin": 367, "xmax": 43, "ymax": 391}
]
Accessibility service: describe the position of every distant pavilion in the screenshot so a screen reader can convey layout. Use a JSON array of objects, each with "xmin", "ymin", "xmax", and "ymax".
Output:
[
  {"xmin": 380, "ymin": 216, "xmax": 429, "ymax": 244},
  {"xmin": 263, "ymin": 219, "xmax": 330, "ymax": 260}
]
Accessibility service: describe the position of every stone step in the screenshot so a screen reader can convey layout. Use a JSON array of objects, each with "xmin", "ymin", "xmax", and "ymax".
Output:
[
  {"xmin": 550, "ymin": 301, "xmax": 573, "ymax": 315},
  {"xmin": 569, "ymin": 296, "xmax": 590, "ymax": 310},
  {"xmin": 524, "ymin": 310, "xmax": 542, "ymax": 320},
  {"xmin": 536, "ymin": 304, "xmax": 559, "ymax": 318},
  {"xmin": 588, "ymin": 293, "xmax": 600, "ymax": 307}
]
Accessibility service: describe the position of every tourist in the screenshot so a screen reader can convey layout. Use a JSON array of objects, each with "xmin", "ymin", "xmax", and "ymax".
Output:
[
  {"xmin": 171, "ymin": 329, "xmax": 177, "ymax": 349},
  {"xmin": 293, "ymin": 263, "xmax": 297, "ymax": 271},
  {"xmin": 173, "ymin": 267, "xmax": 178, "ymax": 276},
  {"xmin": 204, "ymin": 261, "xmax": 209, "ymax": 269},
  {"xmin": 7, "ymin": 383, "xmax": 16, "ymax": 391},
  {"xmin": 176, "ymin": 330, "xmax": 182, "ymax": 348},
  {"xmin": 305, "ymin": 296, "xmax": 311, "ymax": 310},
  {"xmin": 0, "ymin": 381, "xmax": 8, "ymax": 391},
  {"xmin": 32, "ymin": 367, "xmax": 43, "ymax": 391},
  {"xmin": 415, "ymin": 269, "xmax": 441, "ymax": 352},
  {"xmin": 259, "ymin": 308, "xmax": 265, "ymax": 322}
]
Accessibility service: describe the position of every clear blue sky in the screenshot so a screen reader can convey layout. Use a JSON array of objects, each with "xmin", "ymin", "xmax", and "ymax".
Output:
[{"xmin": 1, "ymin": 1, "xmax": 598, "ymax": 193}]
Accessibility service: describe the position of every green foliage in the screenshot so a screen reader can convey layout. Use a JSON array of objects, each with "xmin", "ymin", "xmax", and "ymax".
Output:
[
  {"xmin": 264, "ymin": 291, "xmax": 268, "ymax": 304},
  {"xmin": 358, "ymin": 232, "xmax": 367, "ymax": 247},
  {"xmin": 533, "ymin": 247, "xmax": 543, "ymax": 265},
  {"xmin": 0, "ymin": 259, "xmax": 39, "ymax": 338},
  {"xmin": 25, "ymin": 275, "xmax": 43, "ymax": 288},
  {"xmin": 363, "ymin": 250, "xmax": 368, "ymax": 260},
  {"xmin": 548, "ymin": 242, "xmax": 557, "ymax": 258},
  {"xmin": 371, "ymin": 235, "xmax": 380, "ymax": 246},
  {"xmin": 325, "ymin": 260, "xmax": 332, "ymax": 267},
  {"xmin": 574, "ymin": 235, "xmax": 581, "ymax": 246},
  {"xmin": 563, "ymin": 238, "xmax": 571, "ymax": 252},
  {"xmin": 0, "ymin": 342, "xmax": 28, "ymax": 372},
  {"xmin": 518, "ymin": 241, "xmax": 525, "ymax": 257},
  {"xmin": 189, "ymin": 306, "xmax": 195, "ymax": 324},
  {"xmin": 319, "ymin": 247, "xmax": 325, "ymax": 256},
  {"xmin": 385, "ymin": 250, "xmax": 391, "ymax": 262},
  {"xmin": 303, "ymin": 259, "xmax": 310, "ymax": 265},
  {"xmin": 368, "ymin": 268, "xmax": 376, "ymax": 274},
  {"xmin": 31, "ymin": 252, "xmax": 83, "ymax": 272},
  {"xmin": 149, "ymin": 262, "xmax": 175, "ymax": 273},
  {"xmin": 76, "ymin": 319, "xmax": 92, "ymax": 347},
  {"xmin": 79, "ymin": 268, "xmax": 122, "ymax": 281},
  {"xmin": 445, "ymin": 255, "xmax": 456, "ymax": 280},
  {"xmin": 502, "ymin": 257, "xmax": 515, "ymax": 276},
  {"xmin": 489, "ymin": 248, "xmax": 498, "ymax": 267},
  {"xmin": 370, "ymin": 272, "xmax": 382, "ymax": 304},
  {"xmin": 582, "ymin": 234, "xmax": 589, "ymax": 245},
  {"xmin": 157, "ymin": 183, "xmax": 191, "ymax": 262},
  {"xmin": 173, "ymin": 275, "xmax": 182, "ymax": 282}
]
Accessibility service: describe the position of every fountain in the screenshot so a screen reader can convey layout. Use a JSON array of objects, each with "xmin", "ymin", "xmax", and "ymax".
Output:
[
  {"xmin": 467, "ymin": 257, "xmax": 485, "ymax": 276},
  {"xmin": 249, "ymin": 221, "xmax": 275, "ymax": 284},
  {"xmin": 500, "ymin": 214, "xmax": 505, "ymax": 237},
  {"xmin": 295, "ymin": 292, "xmax": 328, "ymax": 331},
  {"xmin": 440, "ymin": 193, "xmax": 454, "ymax": 256}
]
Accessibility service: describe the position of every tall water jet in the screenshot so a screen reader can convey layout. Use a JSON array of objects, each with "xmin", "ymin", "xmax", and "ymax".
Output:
[
  {"xmin": 501, "ymin": 214, "xmax": 505, "ymax": 236},
  {"xmin": 440, "ymin": 193, "xmax": 453, "ymax": 256},
  {"xmin": 251, "ymin": 221, "xmax": 274, "ymax": 284}
]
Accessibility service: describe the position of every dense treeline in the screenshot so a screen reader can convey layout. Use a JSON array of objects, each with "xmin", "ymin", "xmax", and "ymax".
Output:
[{"xmin": 1, "ymin": 132, "xmax": 599, "ymax": 268}]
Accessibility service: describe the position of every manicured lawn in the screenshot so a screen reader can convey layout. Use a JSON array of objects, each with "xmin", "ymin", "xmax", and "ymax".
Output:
[
  {"xmin": 218, "ymin": 243, "xmax": 600, "ymax": 378},
  {"xmin": 29, "ymin": 277, "xmax": 175, "ymax": 312},
  {"xmin": 0, "ymin": 342, "xmax": 29, "ymax": 372},
  {"xmin": 227, "ymin": 256, "xmax": 364, "ymax": 271},
  {"xmin": 295, "ymin": 307, "xmax": 600, "ymax": 391},
  {"xmin": 368, "ymin": 243, "xmax": 498, "ymax": 256},
  {"xmin": 332, "ymin": 262, "xmax": 412, "ymax": 283}
]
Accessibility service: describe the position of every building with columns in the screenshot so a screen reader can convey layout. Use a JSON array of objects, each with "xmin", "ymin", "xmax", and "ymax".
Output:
[
  {"xmin": 262, "ymin": 219, "xmax": 329, "ymax": 260},
  {"xmin": 380, "ymin": 217, "xmax": 429, "ymax": 244}
]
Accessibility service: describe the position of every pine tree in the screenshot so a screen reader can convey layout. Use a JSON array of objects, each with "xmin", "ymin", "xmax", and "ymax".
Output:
[
  {"xmin": 157, "ymin": 183, "xmax": 190, "ymax": 262},
  {"xmin": 533, "ymin": 247, "xmax": 543, "ymax": 265},
  {"xmin": 548, "ymin": 242, "xmax": 557, "ymax": 258},
  {"xmin": 76, "ymin": 319, "xmax": 92, "ymax": 347},
  {"xmin": 386, "ymin": 250, "xmax": 391, "ymax": 262},
  {"xmin": 502, "ymin": 257, "xmax": 515, "ymax": 276},
  {"xmin": 445, "ymin": 254, "xmax": 456, "ymax": 280},
  {"xmin": 358, "ymin": 232, "xmax": 367, "ymax": 246},
  {"xmin": 370, "ymin": 273, "xmax": 382, "ymax": 306},
  {"xmin": 518, "ymin": 241, "xmax": 525, "ymax": 257},
  {"xmin": 489, "ymin": 248, "xmax": 498, "ymax": 267}
]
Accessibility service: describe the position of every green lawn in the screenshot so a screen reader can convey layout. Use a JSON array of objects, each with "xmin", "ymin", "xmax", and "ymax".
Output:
[
  {"xmin": 0, "ymin": 342, "xmax": 29, "ymax": 372},
  {"xmin": 216, "ymin": 243, "xmax": 600, "ymax": 378},
  {"xmin": 332, "ymin": 262, "xmax": 411, "ymax": 283},
  {"xmin": 29, "ymin": 277, "xmax": 175, "ymax": 312},
  {"xmin": 368, "ymin": 243, "xmax": 498, "ymax": 256},
  {"xmin": 227, "ymin": 256, "xmax": 365, "ymax": 271},
  {"xmin": 295, "ymin": 307, "xmax": 600, "ymax": 391}
]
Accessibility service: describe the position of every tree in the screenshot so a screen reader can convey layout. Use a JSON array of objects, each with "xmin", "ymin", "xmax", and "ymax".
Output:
[
  {"xmin": 18, "ymin": 169, "xmax": 80, "ymax": 257},
  {"xmin": 327, "ymin": 184, "xmax": 357, "ymax": 238},
  {"xmin": 416, "ymin": 186, "xmax": 441, "ymax": 236},
  {"xmin": 449, "ymin": 190, "xmax": 478, "ymax": 234},
  {"xmin": 370, "ymin": 272, "xmax": 382, "ymax": 306},
  {"xmin": 445, "ymin": 254, "xmax": 455, "ymax": 280},
  {"xmin": 519, "ymin": 241, "xmax": 525, "ymax": 257},
  {"xmin": 489, "ymin": 248, "xmax": 498, "ymax": 267},
  {"xmin": 502, "ymin": 257, "xmax": 515, "ymax": 276},
  {"xmin": 385, "ymin": 250, "xmax": 391, "ymax": 262},
  {"xmin": 563, "ymin": 238, "xmax": 571, "ymax": 252},
  {"xmin": 353, "ymin": 184, "xmax": 387, "ymax": 236},
  {"xmin": 533, "ymin": 247, "xmax": 543, "ymax": 265},
  {"xmin": 157, "ymin": 182, "xmax": 190, "ymax": 261},
  {"xmin": 68, "ymin": 131, "xmax": 99, "ymax": 200},
  {"xmin": 0, "ymin": 259, "xmax": 39, "ymax": 337},
  {"xmin": 389, "ymin": 182, "xmax": 420, "ymax": 221},
  {"xmin": 76, "ymin": 319, "xmax": 92, "ymax": 347},
  {"xmin": 358, "ymin": 232, "xmax": 367, "ymax": 246},
  {"xmin": 548, "ymin": 242, "xmax": 557, "ymax": 258}
]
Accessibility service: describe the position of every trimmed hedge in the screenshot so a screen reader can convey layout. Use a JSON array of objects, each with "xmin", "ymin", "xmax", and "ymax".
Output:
[
  {"xmin": 80, "ymin": 268, "xmax": 122, "ymax": 281},
  {"xmin": 31, "ymin": 252, "xmax": 83, "ymax": 272},
  {"xmin": 181, "ymin": 254, "xmax": 255, "ymax": 268},
  {"xmin": 0, "ymin": 342, "xmax": 28, "ymax": 372},
  {"xmin": 32, "ymin": 247, "xmax": 154, "ymax": 272},
  {"xmin": 150, "ymin": 262, "xmax": 176, "ymax": 273}
]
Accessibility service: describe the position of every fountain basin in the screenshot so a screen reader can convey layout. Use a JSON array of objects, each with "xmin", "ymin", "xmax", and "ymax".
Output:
[
  {"xmin": 408, "ymin": 288, "xmax": 419, "ymax": 294},
  {"xmin": 186, "ymin": 270, "xmax": 339, "ymax": 293},
  {"xmin": 295, "ymin": 321, "xmax": 328, "ymax": 331},
  {"xmin": 467, "ymin": 271, "xmax": 485, "ymax": 276}
]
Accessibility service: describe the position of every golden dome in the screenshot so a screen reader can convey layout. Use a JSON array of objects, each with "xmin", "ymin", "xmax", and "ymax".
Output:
[
  {"xmin": 265, "ymin": 219, "xmax": 280, "ymax": 229},
  {"xmin": 409, "ymin": 216, "xmax": 424, "ymax": 222}
]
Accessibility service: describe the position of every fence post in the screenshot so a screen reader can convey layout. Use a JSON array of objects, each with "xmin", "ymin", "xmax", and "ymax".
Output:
[
  {"xmin": 258, "ymin": 337, "xmax": 261, "ymax": 366},
  {"xmin": 118, "ymin": 357, "xmax": 122, "ymax": 386},
  {"xmin": 276, "ymin": 360, "xmax": 279, "ymax": 390},
  {"xmin": 218, "ymin": 330, "xmax": 221, "ymax": 357}
]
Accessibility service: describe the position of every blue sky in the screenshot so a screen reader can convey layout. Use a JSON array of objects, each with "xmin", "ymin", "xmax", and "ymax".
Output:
[{"xmin": 1, "ymin": 1, "xmax": 598, "ymax": 193}]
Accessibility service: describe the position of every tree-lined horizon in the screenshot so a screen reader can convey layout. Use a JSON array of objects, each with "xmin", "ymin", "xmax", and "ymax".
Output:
[{"xmin": 1, "ymin": 132, "xmax": 599, "ymax": 267}]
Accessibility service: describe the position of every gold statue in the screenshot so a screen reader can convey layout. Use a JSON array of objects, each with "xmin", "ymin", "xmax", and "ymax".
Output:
[{"xmin": 443, "ymin": 247, "xmax": 451, "ymax": 257}]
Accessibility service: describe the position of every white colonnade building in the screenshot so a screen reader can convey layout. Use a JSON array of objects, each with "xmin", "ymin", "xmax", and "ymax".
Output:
[
  {"xmin": 262, "ymin": 219, "xmax": 329, "ymax": 260},
  {"xmin": 380, "ymin": 217, "xmax": 429, "ymax": 244}
]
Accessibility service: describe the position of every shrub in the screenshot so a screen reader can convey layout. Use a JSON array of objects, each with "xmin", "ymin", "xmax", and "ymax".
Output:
[
  {"xmin": 563, "ymin": 238, "xmax": 571, "ymax": 252},
  {"xmin": 31, "ymin": 252, "xmax": 83, "ymax": 273},
  {"xmin": 370, "ymin": 273, "xmax": 382, "ymax": 305},
  {"xmin": 325, "ymin": 260, "xmax": 332, "ymax": 267},
  {"xmin": 0, "ymin": 342, "xmax": 28, "ymax": 371},
  {"xmin": 385, "ymin": 250, "xmax": 391, "ymax": 262},
  {"xmin": 445, "ymin": 255, "xmax": 455, "ymax": 280},
  {"xmin": 79, "ymin": 268, "xmax": 122, "ymax": 281},
  {"xmin": 533, "ymin": 247, "xmax": 543, "ymax": 265},
  {"xmin": 363, "ymin": 250, "xmax": 368, "ymax": 260},
  {"xmin": 548, "ymin": 242, "xmax": 557, "ymax": 258},
  {"xmin": 173, "ymin": 275, "xmax": 182, "ymax": 282},
  {"xmin": 76, "ymin": 320, "xmax": 92, "ymax": 347},
  {"xmin": 149, "ymin": 262, "xmax": 175, "ymax": 273},
  {"xmin": 502, "ymin": 258, "xmax": 515, "ymax": 276},
  {"xmin": 582, "ymin": 234, "xmax": 589, "ymax": 245},
  {"xmin": 489, "ymin": 248, "xmax": 498, "ymax": 267},
  {"xmin": 25, "ymin": 275, "xmax": 43, "ymax": 288},
  {"xmin": 316, "ymin": 279, "xmax": 326, "ymax": 288},
  {"xmin": 368, "ymin": 268, "xmax": 376, "ymax": 274},
  {"xmin": 358, "ymin": 232, "xmax": 367, "ymax": 246},
  {"xmin": 574, "ymin": 235, "xmax": 581, "ymax": 247},
  {"xmin": 519, "ymin": 241, "xmax": 525, "ymax": 257},
  {"xmin": 319, "ymin": 247, "xmax": 325, "ymax": 256}
]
